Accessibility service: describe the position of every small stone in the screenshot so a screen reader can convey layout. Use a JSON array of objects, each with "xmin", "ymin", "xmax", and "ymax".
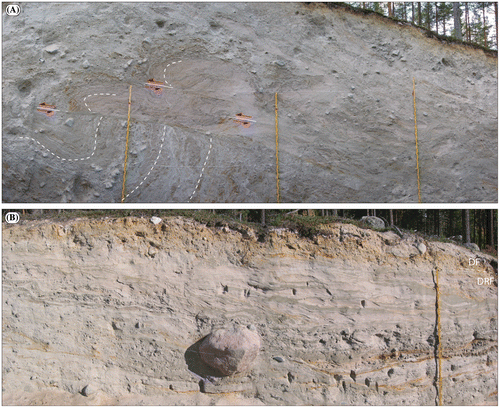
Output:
[
  {"xmin": 81, "ymin": 384, "xmax": 94, "ymax": 397},
  {"xmin": 168, "ymin": 30, "xmax": 177, "ymax": 36},
  {"xmin": 127, "ymin": 59, "xmax": 133, "ymax": 66},
  {"xmin": 417, "ymin": 243, "xmax": 427, "ymax": 255},
  {"xmin": 40, "ymin": 182, "xmax": 46, "ymax": 188},
  {"xmin": 347, "ymin": 93, "xmax": 354, "ymax": 99},
  {"xmin": 44, "ymin": 44, "xmax": 59, "ymax": 54},
  {"xmin": 199, "ymin": 325, "xmax": 260, "ymax": 376},
  {"xmin": 423, "ymin": 112, "xmax": 428, "ymax": 117},
  {"xmin": 392, "ymin": 49, "xmax": 400, "ymax": 56},
  {"xmin": 466, "ymin": 243, "xmax": 480, "ymax": 251},
  {"xmin": 325, "ymin": 111, "xmax": 330, "ymax": 115},
  {"xmin": 273, "ymin": 356, "xmax": 284, "ymax": 363},
  {"xmin": 104, "ymin": 181, "xmax": 113, "ymax": 189},
  {"xmin": 143, "ymin": 37, "xmax": 151, "ymax": 44},
  {"xmin": 82, "ymin": 60, "xmax": 90, "ymax": 69},
  {"xmin": 150, "ymin": 216, "xmax": 162, "ymax": 225},
  {"xmin": 64, "ymin": 118, "xmax": 74, "ymax": 127},
  {"xmin": 275, "ymin": 60, "xmax": 286, "ymax": 67},
  {"xmin": 351, "ymin": 86, "xmax": 355, "ymax": 90},
  {"xmin": 360, "ymin": 216, "xmax": 385, "ymax": 229}
]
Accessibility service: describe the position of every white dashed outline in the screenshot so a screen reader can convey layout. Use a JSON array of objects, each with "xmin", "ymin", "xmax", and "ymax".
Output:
[
  {"xmin": 124, "ymin": 125, "xmax": 167, "ymax": 200},
  {"xmin": 188, "ymin": 136, "xmax": 213, "ymax": 202},
  {"xmin": 19, "ymin": 116, "xmax": 102, "ymax": 162},
  {"xmin": 22, "ymin": 59, "xmax": 217, "ymax": 202}
]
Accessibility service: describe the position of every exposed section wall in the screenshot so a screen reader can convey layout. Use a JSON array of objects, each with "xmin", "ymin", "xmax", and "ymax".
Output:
[
  {"xmin": 2, "ymin": 3, "xmax": 497, "ymax": 203},
  {"xmin": 2, "ymin": 217, "xmax": 497, "ymax": 405}
]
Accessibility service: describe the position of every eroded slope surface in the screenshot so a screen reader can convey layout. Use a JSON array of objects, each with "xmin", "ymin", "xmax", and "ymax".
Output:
[
  {"xmin": 2, "ymin": 3, "xmax": 497, "ymax": 202},
  {"xmin": 2, "ymin": 217, "xmax": 497, "ymax": 405}
]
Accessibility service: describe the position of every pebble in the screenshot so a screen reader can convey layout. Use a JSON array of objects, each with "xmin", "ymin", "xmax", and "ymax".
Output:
[
  {"xmin": 275, "ymin": 60, "xmax": 286, "ymax": 67},
  {"xmin": 392, "ymin": 49, "xmax": 400, "ymax": 56},
  {"xmin": 417, "ymin": 243, "xmax": 427, "ymax": 255},
  {"xmin": 104, "ymin": 181, "xmax": 113, "ymax": 189},
  {"xmin": 44, "ymin": 44, "xmax": 59, "ymax": 54},
  {"xmin": 127, "ymin": 59, "xmax": 133, "ymax": 66},
  {"xmin": 64, "ymin": 118, "xmax": 74, "ymax": 127},
  {"xmin": 143, "ymin": 37, "xmax": 151, "ymax": 44},
  {"xmin": 347, "ymin": 93, "xmax": 354, "ymax": 99},
  {"xmin": 150, "ymin": 216, "xmax": 162, "ymax": 225},
  {"xmin": 82, "ymin": 60, "xmax": 90, "ymax": 69},
  {"xmin": 40, "ymin": 182, "xmax": 46, "ymax": 188},
  {"xmin": 81, "ymin": 384, "xmax": 94, "ymax": 397},
  {"xmin": 423, "ymin": 112, "xmax": 428, "ymax": 117},
  {"xmin": 273, "ymin": 356, "xmax": 284, "ymax": 363}
]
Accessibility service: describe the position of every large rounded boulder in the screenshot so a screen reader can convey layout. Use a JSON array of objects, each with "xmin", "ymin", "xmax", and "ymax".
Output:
[{"xmin": 199, "ymin": 325, "xmax": 260, "ymax": 376}]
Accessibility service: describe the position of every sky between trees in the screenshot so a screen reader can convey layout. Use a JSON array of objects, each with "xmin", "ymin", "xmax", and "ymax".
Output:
[{"xmin": 347, "ymin": 2, "xmax": 498, "ymax": 50}]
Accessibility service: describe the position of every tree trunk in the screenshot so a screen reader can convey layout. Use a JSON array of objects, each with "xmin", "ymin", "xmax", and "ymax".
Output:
[
  {"xmin": 389, "ymin": 210, "xmax": 394, "ymax": 227},
  {"xmin": 483, "ymin": 3, "xmax": 487, "ymax": 47},
  {"xmin": 465, "ymin": 3, "xmax": 470, "ymax": 42},
  {"xmin": 447, "ymin": 210, "xmax": 453, "ymax": 237},
  {"xmin": 435, "ymin": 3, "xmax": 439, "ymax": 34},
  {"xmin": 487, "ymin": 209, "xmax": 494, "ymax": 249},
  {"xmin": 495, "ymin": 2, "xmax": 498, "ymax": 49},
  {"xmin": 426, "ymin": 3, "xmax": 431, "ymax": 29},
  {"xmin": 418, "ymin": 2, "xmax": 422, "ymax": 26},
  {"xmin": 453, "ymin": 2, "xmax": 462, "ymax": 40},
  {"xmin": 261, "ymin": 209, "xmax": 266, "ymax": 225},
  {"xmin": 465, "ymin": 210, "xmax": 471, "ymax": 244},
  {"xmin": 412, "ymin": 2, "xmax": 415, "ymax": 23}
]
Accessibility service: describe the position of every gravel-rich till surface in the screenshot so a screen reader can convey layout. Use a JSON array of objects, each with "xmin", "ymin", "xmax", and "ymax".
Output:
[{"xmin": 2, "ymin": 3, "xmax": 497, "ymax": 203}]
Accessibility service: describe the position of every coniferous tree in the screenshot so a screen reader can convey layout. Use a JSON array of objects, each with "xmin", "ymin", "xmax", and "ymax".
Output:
[{"xmin": 453, "ymin": 2, "xmax": 463, "ymax": 40}]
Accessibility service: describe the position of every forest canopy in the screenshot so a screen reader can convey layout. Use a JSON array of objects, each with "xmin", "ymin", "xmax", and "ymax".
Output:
[{"xmin": 331, "ymin": 2, "xmax": 498, "ymax": 51}]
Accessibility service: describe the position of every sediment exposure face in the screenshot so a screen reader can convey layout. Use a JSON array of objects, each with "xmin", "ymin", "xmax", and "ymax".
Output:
[
  {"xmin": 2, "ymin": 3, "xmax": 497, "ymax": 203},
  {"xmin": 2, "ymin": 217, "xmax": 497, "ymax": 405}
]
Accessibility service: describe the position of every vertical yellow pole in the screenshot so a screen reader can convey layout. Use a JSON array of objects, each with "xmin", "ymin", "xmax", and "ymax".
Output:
[
  {"xmin": 121, "ymin": 85, "xmax": 132, "ymax": 203},
  {"xmin": 436, "ymin": 267, "xmax": 443, "ymax": 406},
  {"xmin": 413, "ymin": 78, "xmax": 422, "ymax": 203},
  {"xmin": 275, "ymin": 92, "xmax": 280, "ymax": 203}
]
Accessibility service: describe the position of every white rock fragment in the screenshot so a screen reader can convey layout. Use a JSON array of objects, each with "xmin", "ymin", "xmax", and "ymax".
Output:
[
  {"xmin": 417, "ymin": 243, "xmax": 427, "ymax": 255},
  {"xmin": 150, "ymin": 216, "xmax": 162, "ymax": 225},
  {"xmin": 44, "ymin": 44, "xmax": 59, "ymax": 54}
]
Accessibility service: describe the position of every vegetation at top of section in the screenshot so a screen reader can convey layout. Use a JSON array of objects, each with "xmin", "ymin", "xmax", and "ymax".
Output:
[
  {"xmin": 3, "ymin": 209, "xmax": 497, "ymax": 256},
  {"xmin": 315, "ymin": 2, "xmax": 498, "ymax": 55}
]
